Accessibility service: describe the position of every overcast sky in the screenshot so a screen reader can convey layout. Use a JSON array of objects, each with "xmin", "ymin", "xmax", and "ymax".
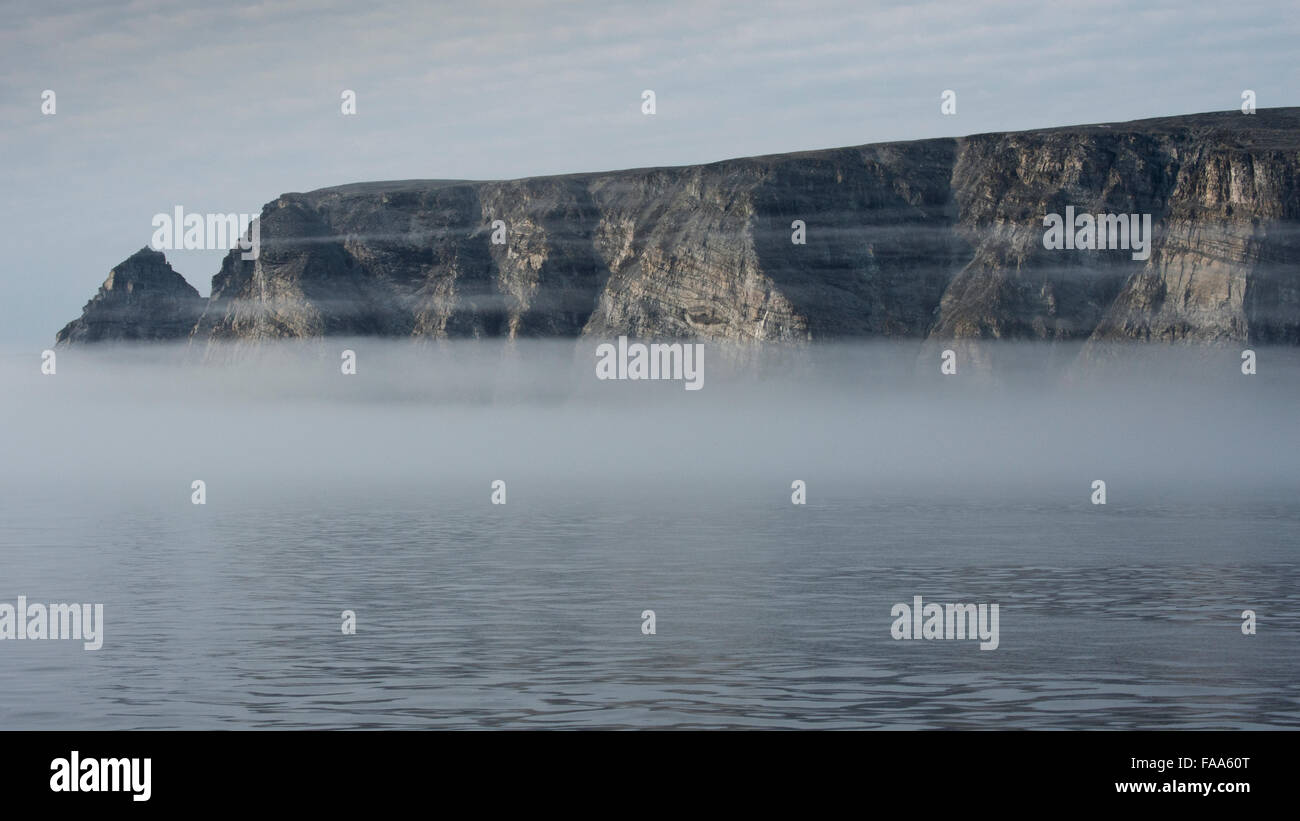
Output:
[{"xmin": 1, "ymin": 0, "xmax": 1296, "ymax": 344}]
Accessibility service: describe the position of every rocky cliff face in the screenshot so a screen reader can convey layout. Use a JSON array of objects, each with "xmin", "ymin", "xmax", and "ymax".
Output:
[
  {"xmin": 56, "ymin": 247, "xmax": 205, "ymax": 343},
  {"xmin": 58, "ymin": 108, "xmax": 1300, "ymax": 348}
]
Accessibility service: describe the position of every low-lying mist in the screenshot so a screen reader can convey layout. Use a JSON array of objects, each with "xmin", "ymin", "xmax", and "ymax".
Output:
[{"xmin": 2, "ymin": 339, "xmax": 1297, "ymax": 512}]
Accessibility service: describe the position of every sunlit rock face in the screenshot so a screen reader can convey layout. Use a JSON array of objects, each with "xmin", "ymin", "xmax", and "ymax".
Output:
[{"xmin": 58, "ymin": 109, "xmax": 1300, "ymax": 350}]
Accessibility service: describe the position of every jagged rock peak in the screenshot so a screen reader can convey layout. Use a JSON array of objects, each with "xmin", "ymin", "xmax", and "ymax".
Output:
[{"xmin": 56, "ymin": 247, "xmax": 205, "ymax": 344}]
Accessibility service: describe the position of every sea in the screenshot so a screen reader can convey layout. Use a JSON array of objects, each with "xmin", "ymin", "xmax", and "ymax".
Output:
[{"xmin": 0, "ymin": 340, "xmax": 1296, "ymax": 729}]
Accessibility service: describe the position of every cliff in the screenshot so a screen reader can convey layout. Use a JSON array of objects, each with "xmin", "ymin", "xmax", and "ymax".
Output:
[
  {"xmin": 57, "ymin": 108, "xmax": 1300, "ymax": 348},
  {"xmin": 56, "ymin": 247, "xmax": 206, "ymax": 344}
]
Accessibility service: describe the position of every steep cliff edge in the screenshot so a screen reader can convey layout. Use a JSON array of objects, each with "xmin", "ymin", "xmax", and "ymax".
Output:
[
  {"xmin": 57, "ymin": 109, "xmax": 1300, "ymax": 348},
  {"xmin": 56, "ymin": 247, "xmax": 206, "ymax": 344}
]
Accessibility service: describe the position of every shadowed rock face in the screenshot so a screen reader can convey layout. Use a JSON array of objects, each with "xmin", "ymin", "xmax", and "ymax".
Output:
[
  {"xmin": 55, "ymin": 248, "xmax": 205, "ymax": 344},
  {"xmin": 57, "ymin": 108, "xmax": 1300, "ymax": 348}
]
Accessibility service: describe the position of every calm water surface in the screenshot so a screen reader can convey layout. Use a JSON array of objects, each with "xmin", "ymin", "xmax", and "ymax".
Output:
[{"xmin": 0, "ymin": 342, "xmax": 1296, "ymax": 728}]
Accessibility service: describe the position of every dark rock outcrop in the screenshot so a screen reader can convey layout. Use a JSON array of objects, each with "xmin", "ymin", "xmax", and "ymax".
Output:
[
  {"xmin": 57, "ymin": 109, "xmax": 1300, "ymax": 348},
  {"xmin": 56, "ymin": 248, "xmax": 206, "ymax": 344}
]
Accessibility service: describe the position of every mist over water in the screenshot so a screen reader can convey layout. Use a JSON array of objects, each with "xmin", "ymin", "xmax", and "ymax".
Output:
[{"xmin": 1, "ymin": 340, "xmax": 1297, "ymax": 728}]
